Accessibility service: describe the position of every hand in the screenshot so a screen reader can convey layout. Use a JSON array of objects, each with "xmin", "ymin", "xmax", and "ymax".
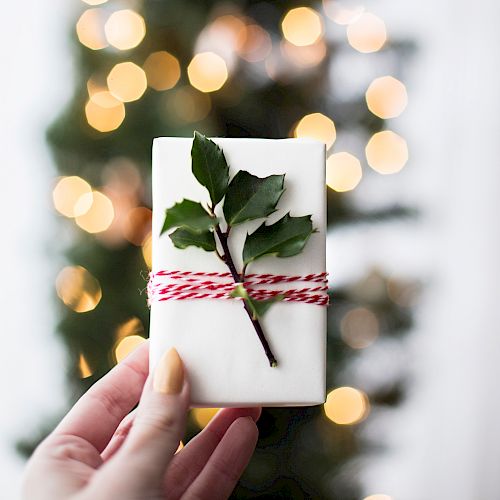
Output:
[{"xmin": 22, "ymin": 342, "xmax": 260, "ymax": 500}]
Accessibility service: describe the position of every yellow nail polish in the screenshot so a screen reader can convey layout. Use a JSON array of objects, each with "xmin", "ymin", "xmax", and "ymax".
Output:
[{"xmin": 153, "ymin": 348, "xmax": 184, "ymax": 394}]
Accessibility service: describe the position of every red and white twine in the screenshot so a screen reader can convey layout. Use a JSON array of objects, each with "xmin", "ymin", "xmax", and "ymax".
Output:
[{"xmin": 147, "ymin": 270, "xmax": 329, "ymax": 306}]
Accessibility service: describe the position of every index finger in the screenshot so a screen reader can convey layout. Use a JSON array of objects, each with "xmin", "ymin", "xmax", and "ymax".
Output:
[{"xmin": 53, "ymin": 340, "xmax": 149, "ymax": 452}]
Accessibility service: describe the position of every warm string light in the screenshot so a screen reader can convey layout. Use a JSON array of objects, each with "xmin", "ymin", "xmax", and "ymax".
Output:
[
  {"xmin": 326, "ymin": 152, "xmax": 362, "ymax": 192},
  {"xmin": 282, "ymin": 7, "xmax": 324, "ymax": 47},
  {"xmin": 187, "ymin": 52, "xmax": 229, "ymax": 93},
  {"xmin": 115, "ymin": 317, "xmax": 145, "ymax": 341},
  {"xmin": 366, "ymin": 76, "xmax": 408, "ymax": 119},
  {"xmin": 53, "ymin": 176, "xmax": 92, "ymax": 218},
  {"xmin": 75, "ymin": 191, "xmax": 115, "ymax": 233},
  {"xmin": 56, "ymin": 266, "xmax": 102, "ymax": 313},
  {"xmin": 323, "ymin": 1, "xmax": 364, "ymax": 25},
  {"xmin": 142, "ymin": 233, "xmax": 152, "ymax": 269},
  {"xmin": 114, "ymin": 335, "xmax": 146, "ymax": 363},
  {"xmin": 192, "ymin": 408, "xmax": 219, "ymax": 428},
  {"xmin": 85, "ymin": 91, "xmax": 125, "ymax": 132},
  {"xmin": 340, "ymin": 307, "xmax": 379, "ymax": 349},
  {"xmin": 78, "ymin": 353, "xmax": 93, "ymax": 378},
  {"xmin": 365, "ymin": 130, "xmax": 408, "ymax": 174},
  {"xmin": 347, "ymin": 12, "xmax": 387, "ymax": 53},
  {"xmin": 104, "ymin": 9, "xmax": 146, "ymax": 50},
  {"xmin": 363, "ymin": 495, "xmax": 393, "ymax": 500},
  {"xmin": 324, "ymin": 387, "xmax": 370, "ymax": 425},
  {"xmin": 294, "ymin": 113, "xmax": 336, "ymax": 148},
  {"xmin": 76, "ymin": 9, "xmax": 108, "ymax": 50},
  {"xmin": 143, "ymin": 51, "xmax": 181, "ymax": 91},
  {"xmin": 107, "ymin": 62, "xmax": 147, "ymax": 102}
]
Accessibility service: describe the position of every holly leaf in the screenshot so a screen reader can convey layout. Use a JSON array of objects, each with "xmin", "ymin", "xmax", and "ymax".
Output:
[
  {"xmin": 230, "ymin": 284, "xmax": 284, "ymax": 320},
  {"xmin": 242, "ymin": 213, "xmax": 315, "ymax": 265},
  {"xmin": 160, "ymin": 199, "xmax": 217, "ymax": 235},
  {"xmin": 169, "ymin": 228, "xmax": 217, "ymax": 252},
  {"xmin": 223, "ymin": 171, "xmax": 285, "ymax": 226},
  {"xmin": 191, "ymin": 131, "xmax": 229, "ymax": 207}
]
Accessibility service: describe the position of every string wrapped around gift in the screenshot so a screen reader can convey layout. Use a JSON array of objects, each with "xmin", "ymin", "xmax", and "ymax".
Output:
[{"xmin": 147, "ymin": 270, "xmax": 329, "ymax": 306}]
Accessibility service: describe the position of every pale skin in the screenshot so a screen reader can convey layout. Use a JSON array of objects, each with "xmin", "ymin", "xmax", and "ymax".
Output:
[{"xmin": 22, "ymin": 342, "xmax": 260, "ymax": 500}]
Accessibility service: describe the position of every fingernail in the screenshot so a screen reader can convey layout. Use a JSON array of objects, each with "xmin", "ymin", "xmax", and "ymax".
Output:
[{"xmin": 153, "ymin": 347, "xmax": 184, "ymax": 394}]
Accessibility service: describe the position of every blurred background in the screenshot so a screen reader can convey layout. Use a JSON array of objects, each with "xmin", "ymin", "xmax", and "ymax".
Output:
[{"xmin": 1, "ymin": 0, "xmax": 495, "ymax": 498}]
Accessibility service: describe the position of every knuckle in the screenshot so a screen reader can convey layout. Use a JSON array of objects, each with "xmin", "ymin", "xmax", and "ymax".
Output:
[{"xmin": 135, "ymin": 408, "xmax": 179, "ymax": 436}]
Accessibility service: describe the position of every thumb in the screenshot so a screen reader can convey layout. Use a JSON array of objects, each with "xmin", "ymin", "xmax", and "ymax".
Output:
[{"xmin": 108, "ymin": 347, "xmax": 189, "ymax": 484}]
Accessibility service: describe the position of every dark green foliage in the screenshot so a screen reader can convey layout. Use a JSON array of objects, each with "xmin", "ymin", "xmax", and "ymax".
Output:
[
  {"xmin": 169, "ymin": 227, "xmax": 217, "ymax": 252},
  {"xmin": 161, "ymin": 199, "xmax": 217, "ymax": 235},
  {"xmin": 243, "ymin": 214, "xmax": 315, "ymax": 264},
  {"xmin": 223, "ymin": 171, "xmax": 285, "ymax": 226},
  {"xmin": 191, "ymin": 131, "xmax": 230, "ymax": 206}
]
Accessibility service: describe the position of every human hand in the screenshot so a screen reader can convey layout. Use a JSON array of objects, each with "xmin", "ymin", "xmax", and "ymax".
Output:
[{"xmin": 22, "ymin": 342, "xmax": 260, "ymax": 500}]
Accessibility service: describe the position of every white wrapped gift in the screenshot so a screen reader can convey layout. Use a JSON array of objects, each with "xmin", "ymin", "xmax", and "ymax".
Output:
[{"xmin": 149, "ymin": 136, "xmax": 327, "ymax": 407}]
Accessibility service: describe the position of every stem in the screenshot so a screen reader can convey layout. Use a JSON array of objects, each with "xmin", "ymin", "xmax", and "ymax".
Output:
[{"xmin": 215, "ymin": 226, "xmax": 278, "ymax": 367}]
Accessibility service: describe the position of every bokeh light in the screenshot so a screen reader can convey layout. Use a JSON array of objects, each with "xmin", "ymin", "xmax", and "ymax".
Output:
[
  {"xmin": 366, "ymin": 76, "xmax": 408, "ymax": 119},
  {"xmin": 75, "ymin": 191, "xmax": 115, "ymax": 233},
  {"xmin": 176, "ymin": 441, "xmax": 184, "ymax": 453},
  {"xmin": 87, "ymin": 75, "xmax": 107, "ymax": 97},
  {"xmin": 123, "ymin": 207, "xmax": 152, "ymax": 245},
  {"xmin": 281, "ymin": 39, "xmax": 327, "ymax": 68},
  {"xmin": 114, "ymin": 335, "xmax": 147, "ymax": 363},
  {"xmin": 187, "ymin": 52, "xmax": 228, "ymax": 93},
  {"xmin": 347, "ymin": 12, "xmax": 387, "ymax": 53},
  {"xmin": 282, "ymin": 7, "xmax": 323, "ymax": 47},
  {"xmin": 115, "ymin": 317, "xmax": 145, "ymax": 341},
  {"xmin": 107, "ymin": 62, "xmax": 147, "ymax": 102},
  {"xmin": 326, "ymin": 152, "xmax": 362, "ymax": 192},
  {"xmin": 166, "ymin": 86, "xmax": 212, "ymax": 123},
  {"xmin": 104, "ymin": 9, "xmax": 146, "ymax": 50},
  {"xmin": 323, "ymin": 1, "xmax": 364, "ymax": 25},
  {"xmin": 294, "ymin": 113, "xmax": 336, "ymax": 148},
  {"xmin": 324, "ymin": 387, "xmax": 370, "ymax": 425},
  {"xmin": 365, "ymin": 131, "xmax": 408, "ymax": 174},
  {"xmin": 143, "ymin": 51, "xmax": 181, "ymax": 91},
  {"xmin": 192, "ymin": 408, "xmax": 219, "ymax": 428},
  {"xmin": 56, "ymin": 266, "xmax": 102, "ymax": 313},
  {"xmin": 363, "ymin": 495, "xmax": 393, "ymax": 500},
  {"xmin": 85, "ymin": 91, "xmax": 126, "ymax": 132},
  {"xmin": 53, "ymin": 176, "xmax": 93, "ymax": 218},
  {"xmin": 340, "ymin": 307, "xmax": 379, "ymax": 349},
  {"xmin": 238, "ymin": 24, "xmax": 272, "ymax": 63},
  {"xmin": 78, "ymin": 353, "xmax": 93, "ymax": 378},
  {"xmin": 76, "ymin": 8, "xmax": 108, "ymax": 50},
  {"xmin": 82, "ymin": 0, "xmax": 108, "ymax": 5},
  {"xmin": 142, "ymin": 232, "xmax": 152, "ymax": 269}
]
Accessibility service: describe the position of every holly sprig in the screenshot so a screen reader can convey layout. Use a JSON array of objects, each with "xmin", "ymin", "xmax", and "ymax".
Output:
[{"xmin": 160, "ymin": 132, "xmax": 316, "ymax": 367}]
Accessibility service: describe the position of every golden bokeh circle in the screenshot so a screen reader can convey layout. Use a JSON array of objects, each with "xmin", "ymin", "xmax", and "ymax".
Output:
[
  {"xmin": 104, "ymin": 9, "xmax": 146, "ymax": 50},
  {"xmin": 107, "ymin": 62, "xmax": 147, "ymax": 102},
  {"xmin": 324, "ymin": 386, "xmax": 370, "ymax": 425},
  {"xmin": 187, "ymin": 52, "xmax": 228, "ymax": 93},
  {"xmin": 143, "ymin": 51, "xmax": 181, "ymax": 91},
  {"xmin": 56, "ymin": 265, "xmax": 102, "ymax": 313},
  {"xmin": 282, "ymin": 7, "xmax": 323, "ymax": 47},
  {"xmin": 326, "ymin": 152, "xmax": 362, "ymax": 192},
  {"xmin": 366, "ymin": 76, "xmax": 408, "ymax": 119},
  {"xmin": 347, "ymin": 12, "xmax": 387, "ymax": 53},
  {"xmin": 365, "ymin": 130, "xmax": 408, "ymax": 174},
  {"xmin": 294, "ymin": 113, "xmax": 336, "ymax": 148}
]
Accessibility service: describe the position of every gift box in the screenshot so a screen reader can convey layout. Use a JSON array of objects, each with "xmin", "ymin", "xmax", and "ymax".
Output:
[{"xmin": 149, "ymin": 135, "xmax": 327, "ymax": 407}]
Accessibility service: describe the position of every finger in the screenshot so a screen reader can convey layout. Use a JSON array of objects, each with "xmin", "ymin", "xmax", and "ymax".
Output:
[
  {"xmin": 53, "ymin": 341, "xmax": 149, "ymax": 453},
  {"xmin": 101, "ymin": 409, "xmax": 137, "ymax": 461},
  {"xmin": 165, "ymin": 407, "xmax": 261, "ymax": 499},
  {"xmin": 181, "ymin": 416, "xmax": 259, "ymax": 500},
  {"xmin": 109, "ymin": 348, "xmax": 189, "ymax": 484}
]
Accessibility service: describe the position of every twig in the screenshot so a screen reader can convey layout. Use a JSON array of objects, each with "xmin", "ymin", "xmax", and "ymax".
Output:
[{"xmin": 214, "ymin": 225, "xmax": 278, "ymax": 367}]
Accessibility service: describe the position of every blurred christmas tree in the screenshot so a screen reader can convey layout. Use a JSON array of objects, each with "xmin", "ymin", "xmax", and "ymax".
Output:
[{"xmin": 21, "ymin": 1, "xmax": 416, "ymax": 498}]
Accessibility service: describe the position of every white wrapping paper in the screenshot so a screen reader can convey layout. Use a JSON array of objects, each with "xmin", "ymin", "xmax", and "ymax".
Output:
[{"xmin": 150, "ymin": 137, "xmax": 326, "ymax": 407}]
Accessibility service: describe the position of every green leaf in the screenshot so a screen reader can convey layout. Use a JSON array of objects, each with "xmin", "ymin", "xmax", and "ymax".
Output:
[
  {"xmin": 223, "ymin": 171, "xmax": 285, "ymax": 226},
  {"xmin": 169, "ymin": 228, "xmax": 217, "ymax": 252},
  {"xmin": 230, "ymin": 284, "xmax": 284, "ymax": 319},
  {"xmin": 242, "ymin": 213, "xmax": 315, "ymax": 265},
  {"xmin": 160, "ymin": 199, "xmax": 216, "ymax": 235},
  {"xmin": 191, "ymin": 131, "xmax": 229, "ymax": 207}
]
